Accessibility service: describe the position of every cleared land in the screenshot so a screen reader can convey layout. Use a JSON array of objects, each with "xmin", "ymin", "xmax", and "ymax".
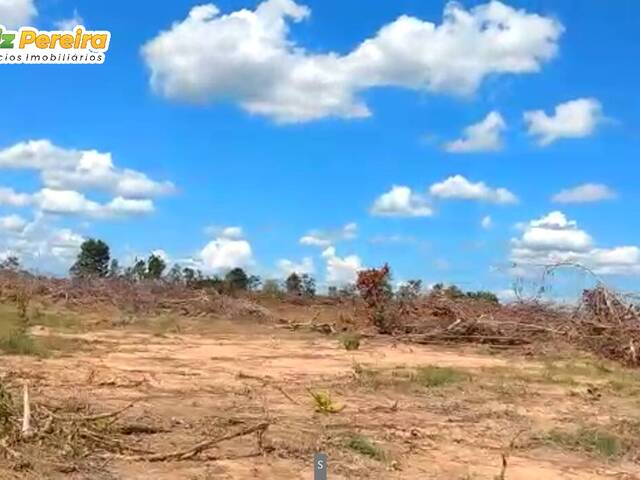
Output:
[{"xmin": 1, "ymin": 299, "xmax": 639, "ymax": 480}]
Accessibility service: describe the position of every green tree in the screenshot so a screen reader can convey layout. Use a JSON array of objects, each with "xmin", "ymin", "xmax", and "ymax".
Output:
[
  {"xmin": 168, "ymin": 264, "xmax": 183, "ymax": 283},
  {"xmin": 466, "ymin": 290, "xmax": 499, "ymax": 304},
  {"xmin": 125, "ymin": 258, "xmax": 147, "ymax": 281},
  {"xmin": 0, "ymin": 255, "xmax": 20, "ymax": 272},
  {"xmin": 301, "ymin": 274, "xmax": 316, "ymax": 297},
  {"xmin": 70, "ymin": 239, "xmax": 110, "ymax": 278},
  {"xmin": 285, "ymin": 272, "xmax": 302, "ymax": 295},
  {"xmin": 146, "ymin": 254, "xmax": 166, "ymax": 280},
  {"xmin": 225, "ymin": 268, "xmax": 249, "ymax": 291},
  {"xmin": 182, "ymin": 267, "xmax": 196, "ymax": 285},
  {"xmin": 247, "ymin": 275, "xmax": 262, "ymax": 292}
]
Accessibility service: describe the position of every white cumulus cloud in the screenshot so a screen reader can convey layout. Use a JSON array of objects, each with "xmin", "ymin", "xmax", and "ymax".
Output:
[
  {"xmin": 510, "ymin": 211, "xmax": 640, "ymax": 275},
  {"xmin": 444, "ymin": 111, "xmax": 506, "ymax": 153},
  {"xmin": 0, "ymin": 140, "xmax": 175, "ymax": 198},
  {"xmin": 142, "ymin": 0, "xmax": 562, "ymax": 123},
  {"xmin": 0, "ymin": 0, "xmax": 37, "ymax": 28},
  {"xmin": 524, "ymin": 98, "xmax": 603, "ymax": 145},
  {"xmin": 277, "ymin": 256, "xmax": 314, "ymax": 276},
  {"xmin": 429, "ymin": 175, "xmax": 518, "ymax": 204},
  {"xmin": 33, "ymin": 189, "xmax": 154, "ymax": 218},
  {"xmin": 200, "ymin": 237, "xmax": 253, "ymax": 272},
  {"xmin": 0, "ymin": 187, "xmax": 31, "ymax": 207},
  {"xmin": 0, "ymin": 214, "xmax": 85, "ymax": 272},
  {"xmin": 371, "ymin": 185, "xmax": 433, "ymax": 217},
  {"xmin": 551, "ymin": 183, "xmax": 617, "ymax": 204},
  {"xmin": 321, "ymin": 246, "xmax": 362, "ymax": 285},
  {"xmin": 0, "ymin": 214, "xmax": 27, "ymax": 233},
  {"xmin": 481, "ymin": 215, "xmax": 492, "ymax": 229}
]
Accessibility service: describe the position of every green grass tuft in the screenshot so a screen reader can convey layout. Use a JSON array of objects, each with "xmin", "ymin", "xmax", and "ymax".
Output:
[
  {"xmin": 545, "ymin": 427, "xmax": 628, "ymax": 458},
  {"xmin": 0, "ymin": 328, "xmax": 44, "ymax": 356},
  {"xmin": 346, "ymin": 434, "xmax": 386, "ymax": 461},
  {"xmin": 308, "ymin": 389, "xmax": 344, "ymax": 414},
  {"xmin": 411, "ymin": 365, "xmax": 468, "ymax": 388}
]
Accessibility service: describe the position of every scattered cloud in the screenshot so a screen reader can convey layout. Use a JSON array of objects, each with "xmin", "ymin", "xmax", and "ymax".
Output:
[
  {"xmin": 321, "ymin": 246, "xmax": 362, "ymax": 285},
  {"xmin": 0, "ymin": 140, "xmax": 175, "ymax": 198},
  {"xmin": 299, "ymin": 222, "xmax": 357, "ymax": 247},
  {"xmin": 0, "ymin": 0, "xmax": 37, "ymax": 29},
  {"xmin": 429, "ymin": 175, "xmax": 518, "ymax": 204},
  {"xmin": 552, "ymin": 183, "xmax": 617, "ymax": 204},
  {"xmin": 205, "ymin": 225, "xmax": 245, "ymax": 239},
  {"xmin": 0, "ymin": 214, "xmax": 84, "ymax": 272},
  {"xmin": 0, "ymin": 187, "xmax": 31, "ymax": 207},
  {"xmin": 444, "ymin": 111, "xmax": 506, "ymax": 153},
  {"xmin": 371, "ymin": 185, "xmax": 433, "ymax": 217},
  {"xmin": 34, "ymin": 189, "xmax": 154, "ymax": 218},
  {"xmin": 277, "ymin": 257, "xmax": 314, "ymax": 276},
  {"xmin": 0, "ymin": 139, "xmax": 173, "ymax": 221},
  {"xmin": 510, "ymin": 211, "xmax": 640, "ymax": 275},
  {"xmin": 481, "ymin": 215, "xmax": 492, "ymax": 229},
  {"xmin": 0, "ymin": 214, "xmax": 27, "ymax": 233},
  {"xmin": 524, "ymin": 98, "xmax": 603, "ymax": 145},
  {"xmin": 142, "ymin": 0, "xmax": 562, "ymax": 123},
  {"xmin": 54, "ymin": 9, "xmax": 84, "ymax": 30}
]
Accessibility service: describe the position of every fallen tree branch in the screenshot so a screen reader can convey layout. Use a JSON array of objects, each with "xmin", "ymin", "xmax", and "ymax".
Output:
[
  {"xmin": 42, "ymin": 401, "xmax": 136, "ymax": 422},
  {"xmin": 113, "ymin": 421, "xmax": 270, "ymax": 462}
]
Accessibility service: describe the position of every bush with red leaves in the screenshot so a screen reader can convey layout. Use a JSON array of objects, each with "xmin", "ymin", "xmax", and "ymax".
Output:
[{"xmin": 356, "ymin": 264, "xmax": 395, "ymax": 333}]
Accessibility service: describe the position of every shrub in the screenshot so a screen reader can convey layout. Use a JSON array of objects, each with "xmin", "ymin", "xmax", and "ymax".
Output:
[
  {"xmin": 356, "ymin": 264, "xmax": 395, "ymax": 333},
  {"xmin": 466, "ymin": 290, "xmax": 499, "ymax": 304},
  {"xmin": 340, "ymin": 333, "xmax": 361, "ymax": 351},
  {"xmin": 262, "ymin": 279, "xmax": 283, "ymax": 298},
  {"xmin": 308, "ymin": 390, "xmax": 344, "ymax": 414}
]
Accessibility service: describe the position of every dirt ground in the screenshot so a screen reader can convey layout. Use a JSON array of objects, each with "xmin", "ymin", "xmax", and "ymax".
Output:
[{"xmin": 1, "ymin": 310, "xmax": 640, "ymax": 479}]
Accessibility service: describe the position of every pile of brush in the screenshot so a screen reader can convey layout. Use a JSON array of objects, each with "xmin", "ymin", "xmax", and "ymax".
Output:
[
  {"xmin": 0, "ymin": 272, "xmax": 273, "ymax": 321},
  {"xmin": 573, "ymin": 285, "xmax": 640, "ymax": 366},
  {"xmin": 400, "ymin": 284, "xmax": 640, "ymax": 367}
]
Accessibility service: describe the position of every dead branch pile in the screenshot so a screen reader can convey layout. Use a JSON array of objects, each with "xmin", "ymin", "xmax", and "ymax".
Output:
[
  {"xmin": 400, "ymin": 285, "xmax": 640, "ymax": 366},
  {"xmin": 0, "ymin": 380, "xmax": 270, "ymax": 476},
  {"xmin": 0, "ymin": 273, "xmax": 273, "ymax": 321},
  {"xmin": 401, "ymin": 295, "xmax": 567, "ymax": 347},
  {"xmin": 572, "ymin": 285, "xmax": 640, "ymax": 366}
]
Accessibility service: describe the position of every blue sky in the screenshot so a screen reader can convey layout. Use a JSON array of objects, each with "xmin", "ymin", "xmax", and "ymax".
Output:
[{"xmin": 0, "ymin": 0, "xmax": 639, "ymax": 296}]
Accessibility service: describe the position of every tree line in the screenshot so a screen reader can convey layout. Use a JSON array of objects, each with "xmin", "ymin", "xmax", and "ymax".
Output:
[
  {"xmin": 1, "ymin": 237, "xmax": 498, "ymax": 303},
  {"xmin": 67, "ymin": 238, "xmax": 316, "ymax": 296}
]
